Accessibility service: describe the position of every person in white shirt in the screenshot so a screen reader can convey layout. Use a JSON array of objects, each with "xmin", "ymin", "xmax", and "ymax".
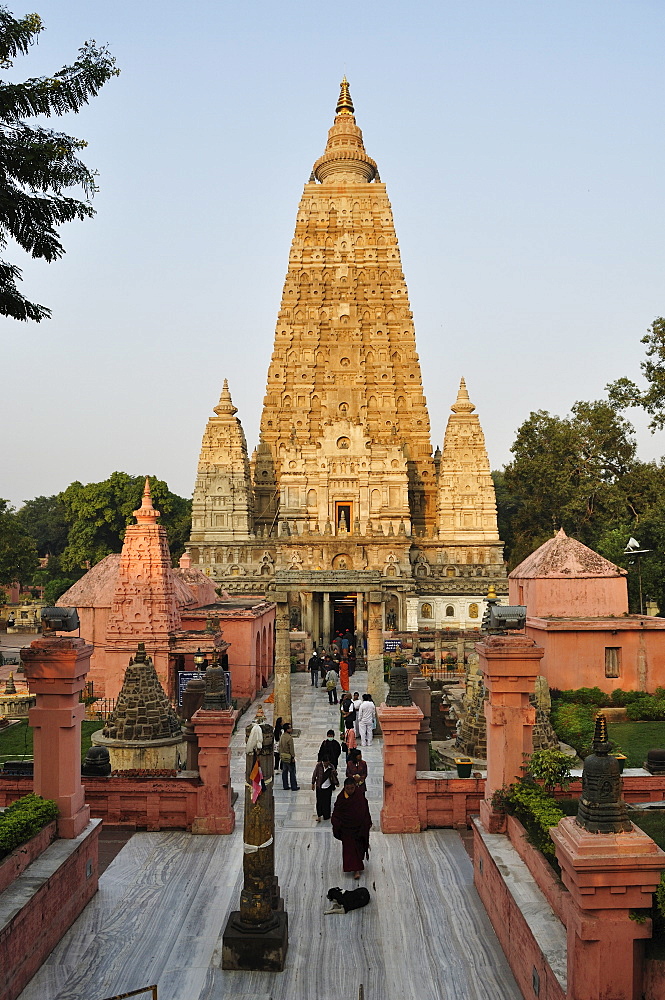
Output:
[
  {"xmin": 357, "ymin": 694, "xmax": 376, "ymax": 747},
  {"xmin": 352, "ymin": 692, "xmax": 362, "ymax": 738}
]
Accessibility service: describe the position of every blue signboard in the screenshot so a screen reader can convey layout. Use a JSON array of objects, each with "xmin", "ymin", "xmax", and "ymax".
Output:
[
  {"xmin": 384, "ymin": 639, "xmax": 402, "ymax": 652},
  {"xmin": 178, "ymin": 670, "xmax": 204, "ymax": 706}
]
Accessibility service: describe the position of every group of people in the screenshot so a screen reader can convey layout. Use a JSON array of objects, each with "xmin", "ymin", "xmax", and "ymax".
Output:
[
  {"xmin": 308, "ymin": 632, "xmax": 357, "ymax": 702},
  {"xmin": 312, "ymin": 730, "xmax": 371, "ymax": 880},
  {"xmin": 271, "ymin": 691, "xmax": 375, "ymax": 880}
]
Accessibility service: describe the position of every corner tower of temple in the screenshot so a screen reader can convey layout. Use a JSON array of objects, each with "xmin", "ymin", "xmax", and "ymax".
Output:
[
  {"xmin": 190, "ymin": 379, "xmax": 255, "ymax": 546},
  {"xmin": 437, "ymin": 378, "xmax": 503, "ymax": 557}
]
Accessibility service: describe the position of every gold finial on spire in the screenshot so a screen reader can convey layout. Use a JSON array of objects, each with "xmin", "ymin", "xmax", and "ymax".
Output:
[
  {"xmin": 451, "ymin": 376, "xmax": 476, "ymax": 414},
  {"xmin": 214, "ymin": 378, "xmax": 238, "ymax": 417},
  {"xmin": 336, "ymin": 76, "xmax": 354, "ymax": 116}
]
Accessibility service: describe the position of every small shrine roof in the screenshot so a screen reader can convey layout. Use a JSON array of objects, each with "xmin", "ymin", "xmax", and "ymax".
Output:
[
  {"xmin": 57, "ymin": 553, "xmax": 199, "ymax": 609},
  {"xmin": 509, "ymin": 528, "xmax": 627, "ymax": 580}
]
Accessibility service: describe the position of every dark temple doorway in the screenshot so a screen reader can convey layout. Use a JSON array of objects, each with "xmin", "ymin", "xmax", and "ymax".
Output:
[{"xmin": 332, "ymin": 595, "xmax": 355, "ymax": 637}]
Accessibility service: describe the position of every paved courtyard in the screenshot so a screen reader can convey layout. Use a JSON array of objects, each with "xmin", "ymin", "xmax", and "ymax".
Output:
[{"xmin": 17, "ymin": 672, "xmax": 521, "ymax": 1000}]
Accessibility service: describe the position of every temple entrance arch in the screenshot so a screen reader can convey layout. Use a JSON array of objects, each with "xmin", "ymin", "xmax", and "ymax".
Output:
[{"xmin": 332, "ymin": 593, "xmax": 355, "ymax": 638}]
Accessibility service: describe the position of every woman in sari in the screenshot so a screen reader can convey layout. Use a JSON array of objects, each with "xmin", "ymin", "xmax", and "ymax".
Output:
[{"xmin": 331, "ymin": 777, "xmax": 372, "ymax": 879}]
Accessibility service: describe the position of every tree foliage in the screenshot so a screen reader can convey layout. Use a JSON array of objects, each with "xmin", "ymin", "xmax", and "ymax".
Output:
[
  {"xmin": 500, "ymin": 400, "xmax": 636, "ymax": 565},
  {"xmin": 14, "ymin": 494, "xmax": 68, "ymax": 556},
  {"xmin": 0, "ymin": 6, "xmax": 119, "ymax": 321},
  {"xmin": 0, "ymin": 498, "xmax": 38, "ymax": 585},
  {"xmin": 59, "ymin": 472, "xmax": 191, "ymax": 571},
  {"xmin": 497, "ymin": 399, "xmax": 665, "ymax": 611},
  {"xmin": 607, "ymin": 318, "xmax": 665, "ymax": 431}
]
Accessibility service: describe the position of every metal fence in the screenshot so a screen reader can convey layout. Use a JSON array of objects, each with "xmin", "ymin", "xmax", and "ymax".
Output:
[{"xmin": 420, "ymin": 666, "xmax": 464, "ymax": 683}]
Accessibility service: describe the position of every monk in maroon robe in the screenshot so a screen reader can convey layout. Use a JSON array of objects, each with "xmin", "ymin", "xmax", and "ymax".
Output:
[{"xmin": 331, "ymin": 777, "xmax": 372, "ymax": 878}]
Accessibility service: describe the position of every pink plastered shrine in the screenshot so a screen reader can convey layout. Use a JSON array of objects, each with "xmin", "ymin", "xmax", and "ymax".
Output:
[{"xmin": 509, "ymin": 529, "xmax": 665, "ymax": 693}]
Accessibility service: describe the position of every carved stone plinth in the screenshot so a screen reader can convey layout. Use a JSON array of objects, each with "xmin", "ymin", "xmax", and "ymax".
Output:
[
  {"xmin": 191, "ymin": 708, "xmax": 236, "ymax": 834},
  {"xmin": 377, "ymin": 702, "xmax": 422, "ymax": 834},
  {"xmin": 476, "ymin": 634, "xmax": 544, "ymax": 830},
  {"xmin": 409, "ymin": 675, "xmax": 432, "ymax": 772},
  {"xmin": 552, "ymin": 816, "xmax": 665, "ymax": 1000},
  {"xmin": 22, "ymin": 635, "xmax": 92, "ymax": 839}
]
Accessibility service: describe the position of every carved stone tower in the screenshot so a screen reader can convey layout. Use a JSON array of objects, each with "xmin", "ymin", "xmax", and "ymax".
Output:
[
  {"xmin": 254, "ymin": 77, "xmax": 435, "ymax": 538},
  {"xmin": 187, "ymin": 80, "xmax": 507, "ymax": 675},
  {"xmin": 190, "ymin": 379, "xmax": 255, "ymax": 548},
  {"xmin": 436, "ymin": 378, "xmax": 502, "ymax": 557}
]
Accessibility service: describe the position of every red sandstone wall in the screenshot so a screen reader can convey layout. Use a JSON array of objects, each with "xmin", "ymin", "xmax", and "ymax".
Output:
[
  {"xmin": 0, "ymin": 821, "xmax": 100, "ymax": 1000},
  {"xmin": 0, "ymin": 821, "xmax": 57, "ymax": 895},
  {"xmin": 510, "ymin": 576, "xmax": 628, "ymax": 617},
  {"xmin": 473, "ymin": 821, "xmax": 566, "ymax": 1000},
  {"xmin": 413, "ymin": 774, "xmax": 665, "ymax": 830},
  {"xmin": 527, "ymin": 625, "xmax": 665, "ymax": 693},
  {"xmin": 0, "ymin": 777, "xmax": 201, "ymax": 831}
]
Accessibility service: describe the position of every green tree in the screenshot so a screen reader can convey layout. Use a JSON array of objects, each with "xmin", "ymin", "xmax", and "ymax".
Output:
[
  {"xmin": 14, "ymin": 494, "xmax": 68, "ymax": 556},
  {"xmin": 500, "ymin": 401, "xmax": 636, "ymax": 565},
  {"xmin": 0, "ymin": 499, "xmax": 38, "ymax": 585},
  {"xmin": 607, "ymin": 318, "xmax": 665, "ymax": 431},
  {"xmin": 0, "ymin": 6, "xmax": 119, "ymax": 321},
  {"xmin": 59, "ymin": 472, "xmax": 191, "ymax": 571}
]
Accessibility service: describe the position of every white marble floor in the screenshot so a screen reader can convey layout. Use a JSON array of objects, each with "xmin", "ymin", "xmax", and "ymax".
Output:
[{"xmin": 17, "ymin": 673, "xmax": 522, "ymax": 1000}]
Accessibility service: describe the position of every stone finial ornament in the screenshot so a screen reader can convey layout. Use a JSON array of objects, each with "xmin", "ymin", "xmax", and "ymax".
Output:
[
  {"xmin": 203, "ymin": 659, "xmax": 228, "ymax": 711},
  {"xmin": 386, "ymin": 660, "xmax": 413, "ymax": 707},
  {"xmin": 4, "ymin": 672, "xmax": 16, "ymax": 695},
  {"xmin": 576, "ymin": 713, "xmax": 631, "ymax": 834},
  {"xmin": 82, "ymin": 745, "xmax": 111, "ymax": 777}
]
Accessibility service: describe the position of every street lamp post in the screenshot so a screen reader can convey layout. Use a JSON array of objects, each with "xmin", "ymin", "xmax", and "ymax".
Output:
[{"xmin": 624, "ymin": 537, "xmax": 652, "ymax": 615}]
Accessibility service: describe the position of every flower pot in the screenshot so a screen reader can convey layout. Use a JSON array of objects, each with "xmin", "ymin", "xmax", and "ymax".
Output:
[
  {"xmin": 455, "ymin": 758, "xmax": 473, "ymax": 778},
  {"xmin": 613, "ymin": 754, "xmax": 627, "ymax": 773}
]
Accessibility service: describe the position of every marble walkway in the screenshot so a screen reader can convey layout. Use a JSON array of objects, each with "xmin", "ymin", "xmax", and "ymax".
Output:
[{"xmin": 17, "ymin": 672, "xmax": 522, "ymax": 1000}]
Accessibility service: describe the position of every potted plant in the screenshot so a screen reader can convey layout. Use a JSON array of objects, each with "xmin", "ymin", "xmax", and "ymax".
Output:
[{"xmin": 454, "ymin": 757, "xmax": 473, "ymax": 778}]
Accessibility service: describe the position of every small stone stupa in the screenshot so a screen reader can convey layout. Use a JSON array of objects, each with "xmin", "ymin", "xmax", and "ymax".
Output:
[
  {"xmin": 92, "ymin": 642, "xmax": 183, "ymax": 771},
  {"xmin": 576, "ymin": 713, "xmax": 631, "ymax": 834}
]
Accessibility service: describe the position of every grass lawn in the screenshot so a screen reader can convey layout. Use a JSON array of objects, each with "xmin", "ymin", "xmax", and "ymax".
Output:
[
  {"xmin": 607, "ymin": 722, "xmax": 665, "ymax": 768},
  {"xmin": 0, "ymin": 720, "xmax": 104, "ymax": 762}
]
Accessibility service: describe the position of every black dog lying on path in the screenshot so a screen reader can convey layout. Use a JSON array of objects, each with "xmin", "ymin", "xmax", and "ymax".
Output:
[{"xmin": 325, "ymin": 886, "xmax": 371, "ymax": 914}]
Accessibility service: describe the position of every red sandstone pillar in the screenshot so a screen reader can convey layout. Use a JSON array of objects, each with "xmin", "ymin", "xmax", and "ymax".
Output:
[
  {"xmin": 192, "ymin": 708, "xmax": 236, "ymax": 834},
  {"xmin": 22, "ymin": 636, "xmax": 92, "ymax": 839},
  {"xmin": 377, "ymin": 702, "xmax": 423, "ymax": 833},
  {"xmin": 551, "ymin": 817, "xmax": 665, "ymax": 1000},
  {"xmin": 477, "ymin": 634, "xmax": 544, "ymax": 833}
]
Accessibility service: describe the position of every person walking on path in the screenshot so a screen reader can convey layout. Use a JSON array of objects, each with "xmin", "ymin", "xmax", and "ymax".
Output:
[
  {"xmin": 346, "ymin": 747, "xmax": 367, "ymax": 793},
  {"xmin": 311, "ymin": 753, "xmax": 339, "ymax": 821},
  {"xmin": 352, "ymin": 692, "xmax": 362, "ymax": 738},
  {"xmin": 273, "ymin": 716, "xmax": 283, "ymax": 771},
  {"xmin": 339, "ymin": 656, "xmax": 349, "ymax": 693},
  {"xmin": 325, "ymin": 666, "xmax": 338, "ymax": 705},
  {"xmin": 319, "ymin": 653, "xmax": 328, "ymax": 687},
  {"xmin": 339, "ymin": 691, "xmax": 355, "ymax": 739},
  {"xmin": 318, "ymin": 729, "xmax": 341, "ymax": 767},
  {"xmin": 357, "ymin": 693, "xmax": 376, "ymax": 747},
  {"xmin": 331, "ymin": 777, "xmax": 372, "ymax": 879},
  {"xmin": 278, "ymin": 722, "xmax": 299, "ymax": 790},
  {"xmin": 308, "ymin": 650, "xmax": 320, "ymax": 687}
]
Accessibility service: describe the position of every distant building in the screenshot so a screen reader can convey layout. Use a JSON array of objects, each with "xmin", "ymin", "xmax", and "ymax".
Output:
[{"xmin": 510, "ymin": 529, "xmax": 665, "ymax": 692}]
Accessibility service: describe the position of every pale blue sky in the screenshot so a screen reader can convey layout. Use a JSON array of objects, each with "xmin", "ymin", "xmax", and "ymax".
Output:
[{"xmin": 3, "ymin": 0, "xmax": 665, "ymax": 508}]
